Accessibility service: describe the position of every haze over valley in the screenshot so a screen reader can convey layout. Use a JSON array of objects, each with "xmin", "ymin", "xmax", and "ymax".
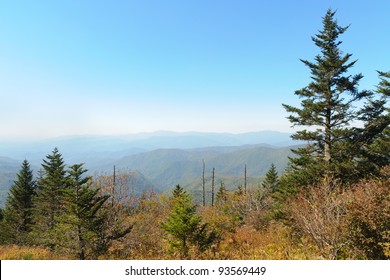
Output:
[{"xmin": 0, "ymin": 130, "xmax": 297, "ymax": 206}]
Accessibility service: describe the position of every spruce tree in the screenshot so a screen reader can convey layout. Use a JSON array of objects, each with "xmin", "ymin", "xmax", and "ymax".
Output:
[
  {"xmin": 216, "ymin": 183, "xmax": 228, "ymax": 205},
  {"xmin": 353, "ymin": 71, "xmax": 390, "ymax": 175},
  {"xmin": 0, "ymin": 160, "xmax": 36, "ymax": 244},
  {"xmin": 262, "ymin": 163, "xmax": 279, "ymax": 192},
  {"xmin": 377, "ymin": 71, "xmax": 390, "ymax": 97},
  {"xmin": 282, "ymin": 9, "xmax": 370, "ymax": 186},
  {"xmin": 31, "ymin": 148, "xmax": 68, "ymax": 248},
  {"xmin": 56, "ymin": 164, "xmax": 109, "ymax": 259},
  {"xmin": 172, "ymin": 184, "xmax": 185, "ymax": 198},
  {"xmin": 162, "ymin": 187, "xmax": 216, "ymax": 258}
]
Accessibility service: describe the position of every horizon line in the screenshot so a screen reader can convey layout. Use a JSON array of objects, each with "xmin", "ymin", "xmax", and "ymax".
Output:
[{"xmin": 0, "ymin": 129, "xmax": 295, "ymax": 142}]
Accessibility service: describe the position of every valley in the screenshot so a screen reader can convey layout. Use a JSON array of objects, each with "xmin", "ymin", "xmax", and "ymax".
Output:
[{"xmin": 0, "ymin": 131, "xmax": 297, "ymax": 206}]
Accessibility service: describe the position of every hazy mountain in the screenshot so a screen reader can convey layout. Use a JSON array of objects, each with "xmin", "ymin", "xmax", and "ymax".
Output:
[
  {"xmin": 0, "ymin": 137, "xmax": 147, "ymax": 166},
  {"xmin": 0, "ymin": 131, "xmax": 299, "ymax": 207},
  {"xmin": 0, "ymin": 131, "xmax": 295, "ymax": 163}
]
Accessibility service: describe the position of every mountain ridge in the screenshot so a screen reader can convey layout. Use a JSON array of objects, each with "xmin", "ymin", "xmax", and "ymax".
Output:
[
  {"xmin": 0, "ymin": 130, "xmax": 296, "ymax": 162},
  {"xmin": 0, "ymin": 131, "xmax": 299, "ymax": 206},
  {"xmin": 107, "ymin": 144, "xmax": 297, "ymax": 192}
]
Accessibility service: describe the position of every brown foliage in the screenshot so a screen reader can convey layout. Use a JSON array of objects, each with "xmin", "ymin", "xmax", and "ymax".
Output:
[
  {"xmin": 347, "ymin": 174, "xmax": 390, "ymax": 259},
  {"xmin": 288, "ymin": 177, "xmax": 351, "ymax": 259},
  {"xmin": 288, "ymin": 170, "xmax": 390, "ymax": 259},
  {"xmin": 91, "ymin": 172, "xmax": 138, "ymax": 257},
  {"xmin": 106, "ymin": 192, "xmax": 169, "ymax": 259},
  {"xmin": 4, "ymin": 167, "xmax": 388, "ymax": 260},
  {"xmin": 202, "ymin": 222, "xmax": 320, "ymax": 260},
  {"xmin": 0, "ymin": 245, "xmax": 69, "ymax": 260}
]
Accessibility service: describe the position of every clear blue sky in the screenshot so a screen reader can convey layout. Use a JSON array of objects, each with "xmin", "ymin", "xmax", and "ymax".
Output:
[{"xmin": 1, "ymin": 0, "xmax": 389, "ymax": 139}]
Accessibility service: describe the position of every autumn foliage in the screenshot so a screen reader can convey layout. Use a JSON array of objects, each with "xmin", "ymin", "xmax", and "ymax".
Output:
[{"xmin": 1, "ymin": 9, "xmax": 388, "ymax": 260}]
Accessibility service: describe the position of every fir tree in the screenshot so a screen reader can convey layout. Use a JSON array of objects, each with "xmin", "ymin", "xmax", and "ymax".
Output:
[
  {"xmin": 216, "ymin": 183, "xmax": 228, "ymax": 205},
  {"xmin": 172, "ymin": 184, "xmax": 185, "ymax": 198},
  {"xmin": 353, "ymin": 71, "xmax": 390, "ymax": 176},
  {"xmin": 31, "ymin": 148, "xmax": 68, "ymax": 248},
  {"xmin": 235, "ymin": 185, "xmax": 244, "ymax": 196},
  {"xmin": 262, "ymin": 163, "xmax": 279, "ymax": 192},
  {"xmin": 282, "ymin": 9, "xmax": 370, "ymax": 186},
  {"xmin": 162, "ymin": 187, "xmax": 216, "ymax": 258},
  {"xmin": 0, "ymin": 160, "xmax": 36, "ymax": 244},
  {"xmin": 377, "ymin": 71, "xmax": 390, "ymax": 97},
  {"xmin": 56, "ymin": 164, "xmax": 109, "ymax": 259}
]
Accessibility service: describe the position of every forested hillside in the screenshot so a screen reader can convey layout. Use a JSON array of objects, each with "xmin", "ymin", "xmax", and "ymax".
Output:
[
  {"xmin": 111, "ymin": 144, "xmax": 294, "ymax": 191},
  {"xmin": 0, "ymin": 144, "xmax": 294, "ymax": 207}
]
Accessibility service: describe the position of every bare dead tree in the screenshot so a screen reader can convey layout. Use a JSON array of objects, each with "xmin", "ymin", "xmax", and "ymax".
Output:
[
  {"xmin": 202, "ymin": 159, "xmax": 206, "ymax": 207},
  {"xmin": 244, "ymin": 164, "xmax": 247, "ymax": 194},
  {"xmin": 211, "ymin": 167, "xmax": 215, "ymax": 207},
  {"xmin": 112, "ymin": 165, "xmax": 116, "ymax": 207}
]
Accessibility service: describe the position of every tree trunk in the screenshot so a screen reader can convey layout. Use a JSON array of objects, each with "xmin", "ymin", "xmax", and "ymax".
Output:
[
  {"xmin": 78, "ymin": 225, "xmax": 85, "ymax": 260},
  {"xmin": 244, "ymin": 164, "xmax": 247, "ymax": 194},
  {"xmin": 211, "ymin": 168, "xmax": 215, "ymax": 207},
  {"xmin": 202, "ymin": 160, "xmax": 205, "ymax": 207},
  {"xmin": 324, "ymin": 103, "xmax": 332, "ymax": 164}
]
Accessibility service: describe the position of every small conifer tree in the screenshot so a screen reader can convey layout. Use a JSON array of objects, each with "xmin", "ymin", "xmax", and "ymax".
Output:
[
  {"xmin": 162, "ymin": 187, "xmax": 216, "ymax": 258},
  {"xmin": 0, "ymin": 160, "xmax": 36, "ymax": 244},
  {"xmin": 262, "ymin": 163, "xmax": 279, "ymax": 192},
  {"xmin": 172, "ymin": 184, "xmax": 185, "ymax": 198},
  {"xmin": 216, "ymin": 183, "xmax": 228, "ymax": 205}
]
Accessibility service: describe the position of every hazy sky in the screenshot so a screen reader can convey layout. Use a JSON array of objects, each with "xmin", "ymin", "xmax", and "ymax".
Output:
[{"xmin": 1, "ymin": 0, "xmax": 389, "ymax": 139}]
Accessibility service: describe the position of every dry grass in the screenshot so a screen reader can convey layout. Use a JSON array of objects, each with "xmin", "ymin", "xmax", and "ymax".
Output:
[
  {"xmin": 203, "ymin": 222, "xmax": 321, "ymax": 260},
  {"xmin": 0, "ymin": 245, "xmax": 70, "ymax": 260}
]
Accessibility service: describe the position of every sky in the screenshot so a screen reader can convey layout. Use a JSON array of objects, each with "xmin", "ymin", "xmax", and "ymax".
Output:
[{"xmin": 0, "ymin": 0, "xmax": 389, "ymax": 140}]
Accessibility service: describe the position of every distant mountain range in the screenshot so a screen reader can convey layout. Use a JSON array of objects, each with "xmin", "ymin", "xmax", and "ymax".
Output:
[
  {"xmin": 0, "ymin": 131, "xmax": 296, "ymax": 162},
  {"xmin": 0, "ymin": 131, "xmax": 300, "ymax": 207}
]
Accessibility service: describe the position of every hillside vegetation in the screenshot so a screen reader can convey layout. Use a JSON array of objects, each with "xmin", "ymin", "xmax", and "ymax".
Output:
[
  {"xmin": 0, "ymin": 144, "xmax": 294, "ymax": 207},
  {"xmin": 112, "ymin": 144, "xmax": 294, "ymax": 191},
  {"xmin": 0, "ymin": 9, "xmax": 389, "ymax": 260}
]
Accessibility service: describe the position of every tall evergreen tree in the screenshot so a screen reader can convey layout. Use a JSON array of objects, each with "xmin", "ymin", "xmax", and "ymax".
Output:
[
  {"xmin": 56, "ymin": 164, "xmax": 109, "ymax": 259},
  {"xmin": 282, "ymin": 9, "xmax": 371, "ymax": 186},
  {"xmin": 377, "ymin": 71, "xmax": 390, "ymax": 97},
  {"xmin": 0, "ymin": 160, "xmax": 36, "ymax": 244},
  {"xmin": 353, "ymin": 71, "xmax": 390, "ymax": 175},
  {"xmin": 31, "ymin": 148, "xmax": 68, "ymax": 248}
]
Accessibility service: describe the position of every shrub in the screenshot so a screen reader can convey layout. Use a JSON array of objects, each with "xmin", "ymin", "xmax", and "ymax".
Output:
[{"xmin": 347, "ymin": 175, "xmax": 390, "ymax": 259}]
